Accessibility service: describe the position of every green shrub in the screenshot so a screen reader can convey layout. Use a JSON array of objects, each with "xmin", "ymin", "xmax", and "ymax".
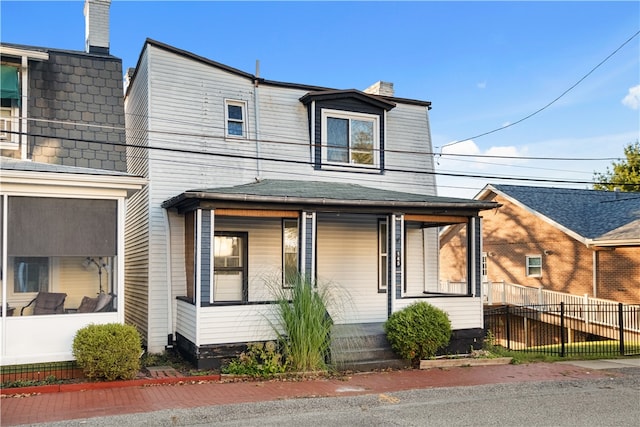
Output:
[
  {"xmin": 222, "ymin": 341, "xmax": 288, "ymax": 377},
  {"xmin": 72, "ymin": 323, "xmax": 142, "ymax": 381},
  {"xmin": 384, "ymin": 302, "xmax": 452, "ymax": 361}
]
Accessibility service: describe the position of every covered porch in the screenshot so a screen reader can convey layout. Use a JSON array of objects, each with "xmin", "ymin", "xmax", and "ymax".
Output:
[
  {"xmin": 0, "ymin": 158, "xmax": 145, "ymax": 365},
  {"xmin": 162, "ymin": 180, "xmax": 498, "ymax": 368}
]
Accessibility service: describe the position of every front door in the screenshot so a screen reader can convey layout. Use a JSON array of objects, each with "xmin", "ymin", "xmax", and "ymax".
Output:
[{"xmin": 213, "ymin": 232, "xmax": 247, "ymax": 302}]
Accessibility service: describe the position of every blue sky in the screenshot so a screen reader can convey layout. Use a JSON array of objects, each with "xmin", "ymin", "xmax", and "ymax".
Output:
[{"xmin": 2, "ymin": 1, "xmax": 639, "ymax": 198}]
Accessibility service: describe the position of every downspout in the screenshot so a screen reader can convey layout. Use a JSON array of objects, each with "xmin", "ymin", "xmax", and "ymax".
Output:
[
  {"xmin": 163, "ymin": 208, "xmax": 174, "ymax": 347},
  {"xmin": 2, "ymin": 194, "xmax": 8, "ymax": 358},
  {"xmin": 254, "ymin": 61, "xmax": 262, "ymax": 179},
  {"xmin": 592, "ymin": 250, "xmax": 598, "ymax": 298},
  {"xmin": 20, "ymin": 55, "xmax": 28, "ymax": 160}
]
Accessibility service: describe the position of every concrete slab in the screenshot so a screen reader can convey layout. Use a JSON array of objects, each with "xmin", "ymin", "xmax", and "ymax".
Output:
[{"xmin": 559, "ymin": 358, "xmax": 640, "ymax": 370}]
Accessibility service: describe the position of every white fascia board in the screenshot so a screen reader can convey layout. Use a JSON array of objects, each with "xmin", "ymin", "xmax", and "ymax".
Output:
[
  {"xmin": 586, "ymin": 238, "xmax": 640, "ymax": 248},
  {"xmin": 0, "ymin": 170, "xmax": 146, "ymax": 197},
  {"xmin": 0, "ymin": 46, "xmax": 49, "ymax": 61}
]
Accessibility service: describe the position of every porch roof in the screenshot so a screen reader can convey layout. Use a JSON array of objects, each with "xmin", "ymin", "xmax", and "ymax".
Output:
[
  {"xmin": 162, "ymin": 179, "xmax": 499, "ymax": 215},
  {"xmin": 0, "ymin": 157, "xmax": 147, "ymax": 196}
]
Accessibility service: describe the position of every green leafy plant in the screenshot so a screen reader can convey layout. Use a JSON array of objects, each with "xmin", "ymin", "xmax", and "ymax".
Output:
[
  {"xmin": 222, "ymin": 341, "xmax": 288, "ymax": 377},
  {"xmin": 270, "ymin": 274, "xmax": 335, "ymax": 372},
  {"xmin": 384, "ymin": 302, "xmax": 452, "ymax": 361},
  {"xmin": 72, "ymin": 323, "xmax": 142, "ymax": 381}
]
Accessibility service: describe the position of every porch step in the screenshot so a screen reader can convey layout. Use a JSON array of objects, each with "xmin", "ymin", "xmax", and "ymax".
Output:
[{"xmin": 330, "ymin": 323, "xmax": 410, "ymax": 372}]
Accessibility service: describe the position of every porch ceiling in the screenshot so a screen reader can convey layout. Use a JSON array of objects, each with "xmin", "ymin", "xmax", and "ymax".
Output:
[{"xmin": 162, "ymin": 179, "xmax": 499, "ymax": 215}]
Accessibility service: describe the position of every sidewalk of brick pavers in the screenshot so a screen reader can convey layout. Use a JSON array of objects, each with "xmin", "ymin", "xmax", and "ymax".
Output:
[{"xmin": 0, "ymin": 362, "xmax": 627, "ymax": 426}]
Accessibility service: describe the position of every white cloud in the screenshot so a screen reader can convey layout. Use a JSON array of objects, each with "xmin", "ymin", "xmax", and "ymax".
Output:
[
  {"xmin": 477, "ymin": 81, "xmax": 487, "ymax": 89},
  {"xmin": 622, "ymin": 84, "xmax": 640, "ymax": 110},
  {"xmin": 441, "ymin": 139, "xmax": 480, "ymax": 156}
]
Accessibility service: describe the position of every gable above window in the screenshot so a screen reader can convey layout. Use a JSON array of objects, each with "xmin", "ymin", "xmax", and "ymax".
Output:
[{"xmin": 300, "ymin": 90, "xmax": 395, "ymax": 172}]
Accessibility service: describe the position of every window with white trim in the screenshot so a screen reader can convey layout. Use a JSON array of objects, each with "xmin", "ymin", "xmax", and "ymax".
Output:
[
  {"xmin": 378, "ymin": 220, "xmax": 388, "ymax": 292},
  {"xmin": 526, "ymin": 255, "xmax": 542, "ymax": 277},
  {"xmin": 0, "ymin": 99, "xmax": 19, "ymax": 149},
  {"xmin": 283, "ymin": 219, "xmax": 299, "ymax": 287},
  {"xmin": 322, "ymin": 109, "xmax": 379, "ymax": 167},
  {"xmin": 225, "ymin": 99, "xmax": 247, "ymax": 138}
]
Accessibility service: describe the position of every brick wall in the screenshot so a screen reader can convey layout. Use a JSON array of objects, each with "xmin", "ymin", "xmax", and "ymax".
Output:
[{"xmin": 440, "ymin": 192, "xmax": 640, "ymax": 304}]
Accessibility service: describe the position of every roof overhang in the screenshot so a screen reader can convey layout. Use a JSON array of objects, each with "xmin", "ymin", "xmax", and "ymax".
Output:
[
  {"xmin": 162, "ymin": 180, "xmax": 499, "ymax": 218},
  {"xmin": 0, "ymin": 45, "xmax": 49, "ymax": 61},
  {"xmin": 0, "ymin": 168, "xmax": 147, "ymax": 197}
]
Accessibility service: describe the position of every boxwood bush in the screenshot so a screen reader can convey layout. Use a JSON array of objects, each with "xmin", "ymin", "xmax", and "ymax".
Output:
[
  {"xmin": 384, "ymin": 302, "xmax": 452, "ymax": 361},
  {"xmin": 72, "ymin": 323, "xmax": 142, "ymax": 381}
]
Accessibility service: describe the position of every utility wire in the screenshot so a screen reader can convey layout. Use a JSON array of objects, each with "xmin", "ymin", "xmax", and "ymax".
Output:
[
  {"xmin": 440, "ymin": 29, "xmax": 640, "ymax": 149},
  {"xmin": 14, "ymin": 129, "xmax": 639, "ymax": 188}
]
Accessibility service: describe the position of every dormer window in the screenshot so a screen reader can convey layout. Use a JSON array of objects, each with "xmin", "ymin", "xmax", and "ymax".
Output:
[
  {"xmin": 323, "ymin": 109, "xmax": 378, "ymax": 166},
  {"xmin": 300, "ymin": 90, "xmax": 395, "ymax": 172}
]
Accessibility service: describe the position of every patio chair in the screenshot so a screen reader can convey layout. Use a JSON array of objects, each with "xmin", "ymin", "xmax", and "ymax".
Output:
[
  {"xmin": 76, "ymin": 293, "xmax": 113, "ymax": 313},
  {"xmin": 20, "ymin": 292, "xmax": 67, "ymax": 315}
]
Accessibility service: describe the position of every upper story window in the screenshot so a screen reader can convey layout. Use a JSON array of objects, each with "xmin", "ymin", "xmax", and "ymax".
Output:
[
  {"xmin": 323, "ymin": 109, "xmax": 379, "ymax": 167},
  {"xmin": 1, "ymin": 65, "xmax": 20, "ymax": 149},
  {"xmin": 225, "ymin": 99, "xmax": 247, "ymax": 138},
  {"xmin": 526, "ymin": 255, "xmax": 542, "ymax": 277},
  {"xmin": 299, "ymin": 90, "xmax": 396, "ymax": 172}
]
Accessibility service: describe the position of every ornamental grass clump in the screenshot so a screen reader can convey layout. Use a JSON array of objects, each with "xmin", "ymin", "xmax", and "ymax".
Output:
[
  {"xmin": 72, "ymin": 323, "xmax": 142, "ymax": 381},
  {"xmin": 384, "ymin": 302, "xmax": 452, "ymax": 362},
  {"xmin": 270, "ymin": 274, "xmax": 335, "ymax": 373}
]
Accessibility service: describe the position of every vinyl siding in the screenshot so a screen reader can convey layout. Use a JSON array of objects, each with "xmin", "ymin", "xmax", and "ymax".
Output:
[
  {"xmin": 124, "ymin": 49, "xmax": 151, "ymax": 344},
  {"xmin": 197, "ymin": 304, "xmax": 281, "ymax": 344},
  {"xmin": 129, "ymin": 43, "xmax": 456, "ymax": 351},
  {"xmin": 316, "ymin": 213, "xmax": 386, "ymax": 324}
]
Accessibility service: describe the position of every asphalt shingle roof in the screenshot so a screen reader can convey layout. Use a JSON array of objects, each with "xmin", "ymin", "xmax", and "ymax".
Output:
[
  {"xmin": 490, "ymin": 184, "xmax": 640, "ymax": 241},
  {"xmin": 164, "ymin": 179, "xmax": 498, "ymax": 210}
]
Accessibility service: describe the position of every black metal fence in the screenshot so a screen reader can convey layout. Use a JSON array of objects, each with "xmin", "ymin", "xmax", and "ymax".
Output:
[
  {"xmin": 484, "ymin": 303, "xmax": 640, "ymax": 357},
  {"xmin": 0, "ymin": 361, "xmax": 82, "ymax": 386}
]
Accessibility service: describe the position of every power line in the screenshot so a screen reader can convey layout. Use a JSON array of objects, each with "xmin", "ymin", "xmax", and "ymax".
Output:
[
  {"xmin": 16, "ymin": 129, "xmax": 640, "ymax": 188},
  {"xmin": 440, "ymin": 29, "xmax": 640, "ymax": 149}
]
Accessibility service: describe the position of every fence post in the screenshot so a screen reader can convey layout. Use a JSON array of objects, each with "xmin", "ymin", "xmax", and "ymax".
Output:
[
  {"xmin": 560, "ymin": 302, "xmax": 565, "ymax": 357},
  {"xmin": 505, "ymin": 305, "xmax": 511, "ymax": 350},
  {"xmin": 502, "ymin": 280, "xmax": 507, "ymax": 305},
  {"xmin": 487, "ymin": 281, "xmax": 493, "ymax": 305},
  {"xmin": 538, "ymin": 287, "xmax": 543, "ymax": 305},
  {"xmin": 619, "ymin": 303, "xmax": 625, "ymax": 356},
  {"xmin": 583, "ymin": 294, "xmax": 590, "ymax": 325}
]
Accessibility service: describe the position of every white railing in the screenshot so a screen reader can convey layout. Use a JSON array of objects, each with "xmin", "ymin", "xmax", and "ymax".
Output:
[{"xmin": 483, "ymin": 280, "xmax": 640, "ymax": 334}]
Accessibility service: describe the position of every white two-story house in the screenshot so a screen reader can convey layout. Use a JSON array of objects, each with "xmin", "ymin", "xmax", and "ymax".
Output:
[{"xmin": 125, "ymin": 39, "xmax": 497, "ymax": 368}]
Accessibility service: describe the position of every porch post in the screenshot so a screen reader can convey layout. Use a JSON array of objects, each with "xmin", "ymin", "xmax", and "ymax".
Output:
[
  {"xmin": 388, "ymin": 214, "xmax": 404, "ymax": 317},
  {"xmin": 300, "ymin": 211, "xmax": 316, "ymax": 279},
  {"xmin": 467, "ymin": 216, "xmax": 482, "ymax": 297}
]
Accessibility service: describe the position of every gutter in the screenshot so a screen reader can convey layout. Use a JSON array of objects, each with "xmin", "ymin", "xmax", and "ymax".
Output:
[{"xmin": 162, "ymin": 191, "xmax": 499, "ymax": 211}]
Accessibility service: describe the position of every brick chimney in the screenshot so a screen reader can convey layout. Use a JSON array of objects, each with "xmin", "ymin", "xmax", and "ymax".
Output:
[
  {"xmin": 363, "ymin": 81, "xmax": 394, "ymax": 97},
  {"xmin": 84, "ymin": 0, "xmax": 111, "ymax": 54}
]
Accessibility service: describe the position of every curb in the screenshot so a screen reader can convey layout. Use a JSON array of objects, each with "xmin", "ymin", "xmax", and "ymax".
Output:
[
  {"xmin": 0, "ymin": 374, "xmax": 222, "ymax": 396},
  {"xmin": 419, "ymin": 357, "xmax": 513, "ymax": 369}
]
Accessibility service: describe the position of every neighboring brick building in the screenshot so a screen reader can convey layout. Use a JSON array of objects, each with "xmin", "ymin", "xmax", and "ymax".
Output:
[{"xmin": 440, "ymin": 184, "xmax": 640, "ymax": 304}]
